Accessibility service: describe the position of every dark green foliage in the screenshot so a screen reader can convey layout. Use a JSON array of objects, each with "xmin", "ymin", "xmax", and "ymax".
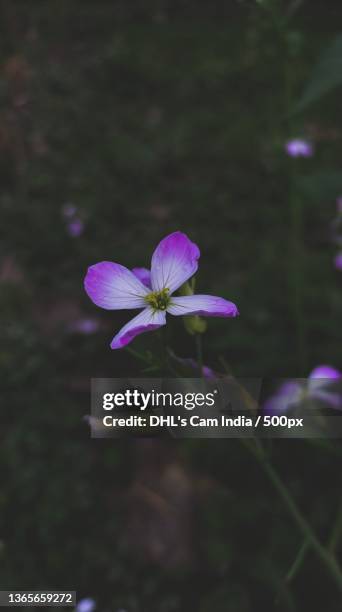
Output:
[
  {"xmin": 0, "ymin": 2, "xmax": 341, "ymax": 610},
  {"xmin": 296, "ymin": 34, "xmax": 342, "ymax": 111}
]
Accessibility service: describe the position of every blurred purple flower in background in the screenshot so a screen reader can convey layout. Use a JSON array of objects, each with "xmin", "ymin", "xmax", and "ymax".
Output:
[
  {"xmin": 67, "ymin": 219, "xmax": 84, "ymax": 237},
  {"xmin": 61, "ymin": 201, "xmax": 84, "ymax": 237},
  {"xmin": 285, "ymin": 138, "xmax": 314, "ymax": 158},
  {"xmin": 84, "ymin": 231, "xmax": 239, "ymax": 349},
  {"xmin": 263, "ymin": 381, "xmax": 302, "ymax": 415},
  {"xmin": 199, "ymin": 364, "xmax": 214, "ymax": 378},
  {"xmin": 75, "ymin": 598, "xmax": 96, "ymax": 612},
  {"xmin": 263, "ymin": 365, "xmax": 341, "ymax": 414},
  {"xmin": 62, "ymin": 202, "xmax": 77, "ymax": 218},
  {"xmin": 309, "ymin": 365, "xmax": 340, "ymax": 380},
  {"xmin": 69, "ymin": 317, "xmax": 99, "ymax": 335},
  {"xmin": 334, "ymin": 252, "xmax": 342, "ymax": 270}
]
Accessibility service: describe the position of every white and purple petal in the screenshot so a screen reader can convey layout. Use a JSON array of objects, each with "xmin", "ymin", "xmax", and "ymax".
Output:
[
  {"xmin": 167, "ymin": 295, "xmax": 239, "ymax": 317},
  {"xmin": 263, "ymin": 381, "xmax": 303, "ymax": 416},
  {"xmin": 309, "ymin": 365, "xmax": 341, "ymax": 382},
  {"xmin": 308, "ymin": 365, "xmax": 341, "ymax": 407},
  {"xmin": 110, "ymin": 307, "xmax": 166, "ymax": 349},
  {"xmin": 132, "ymin": 267, "xmax": 151, "ymax": 288},
  {"xmin": 84, "ymin": 262, "xmax": 149, "ymax": 310},
  {"xmin": 308, "ymin": 365, "xmax": 341, "ymax": 391},
  {"xmin": 150, "ymin": 231, "xmax": 200, "ymax": 293}
]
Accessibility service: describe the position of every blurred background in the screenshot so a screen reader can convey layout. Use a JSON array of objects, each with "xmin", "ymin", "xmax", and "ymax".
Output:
[{"xmin": 0, "ymin": 1, "xmax": 341, "ymax": 610}]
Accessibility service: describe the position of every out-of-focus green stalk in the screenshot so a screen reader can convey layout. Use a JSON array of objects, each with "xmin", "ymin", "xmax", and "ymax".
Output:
[
  {"xmin": 289, "ymin": 184, "xmax": 308, "ymax": 371},
  {"xmin": 284, "ymin": 37, "xmax": 308, "ymax": 372},
  {"xmin": 195, "ymin": 333, "xmax": 203, "ymax": 376},
  {"xmin": 245, "ymin": 440, "xmax": 342, "ymax": 592},
  {"xmin": 328, "ymin": 498, "xmax": 342, "ymax": 555},
  {"xmin": 286, "ymin": 539, "xmax": 310, "ymax": 582},
  {"xmin": 158, "ymin": 327, "xmax": 168, "ymax": 376}
]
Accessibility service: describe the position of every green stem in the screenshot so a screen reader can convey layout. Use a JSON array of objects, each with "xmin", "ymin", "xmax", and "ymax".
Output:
[
  {"xmin": 290, "ymin": 187, "xmax": 307, "ymax": 371},
  {"xmin": 246, "ymin": 441, "xmax": 342, "ymax": 592},
  {"xmin": 195, "ymin": 333, "xmax": 203, "ymax": 376},
  {"xmin": 328, "ymin": 499, "xmax": 342, "ymax": 555},
  {"xmin": 159, "ymin": 327, "xmax": 168, "ymax": 376},
  {"xmin": 286, "ymin": 539, "xmax": 310, "ymax": 582},
  {"xmin": 125, "ymin": 346, "xmax": 154, "ymax": 367},
  {"xmin": 283, "ymin": 31, "xmax": 308, "ymax": 372}
]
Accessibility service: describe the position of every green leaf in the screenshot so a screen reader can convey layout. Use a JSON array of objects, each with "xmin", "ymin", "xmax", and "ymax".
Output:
[{"xmin": 296, "ymin": 34, "xmax": 342, "ymax": 111}]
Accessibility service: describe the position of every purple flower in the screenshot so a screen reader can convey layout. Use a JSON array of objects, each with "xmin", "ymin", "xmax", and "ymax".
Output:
[
  {"xmin": 334, "ymin": 252, "xmax": 342, "ymax": 270},
  {"xmin": 68, "ymin": 219, "xmax": 84, "ymax": 237},
  {"xmin": 62, "ymin": 203, "xmax": 77, "ymax": 218},
  {"xmin": 309, "ymin": 365, "xmax": 340, "ymax": 381},
  {"xmin": 75, "ymin": 599, "xmax": 96, "ymax": 612},
  {"xmin": 263, "ymin": 381, "xmax": 303, "ymax": 415},
  {"xmin": 307, "ymin": 365, "xmax": 341, "ymax": 408},
  {"xmin": 84, "ymin": 231, "xmax": 239, "ymax": 349},
  {"xmin": 69, "ymin": 317, "xmax": 99, "ymax": 334},
  {"xmin": 131, "ymin": 267, "xmax": 151, "ymax": 288},
  {"xmin": 263, "ymin": 365, "xmax": 341, "ymax": 414},
  {"xmin": 285, "ymin": 138, "xmax": 314, "ymax": 158},
  {"xmin": 62, "ymin": 203, "xmax": 84, "ymax": 237},
  {"xmin": 337, "ymin": 197, "xmax": 342, "ymax": 214},
  {"xmin": 202, "ymin": 364, "xmax": 215, "ymax": 378}
]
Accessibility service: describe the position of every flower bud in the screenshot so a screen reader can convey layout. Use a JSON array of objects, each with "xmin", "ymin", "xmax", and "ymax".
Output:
[{"xmin": 179, "ymin": 279, "xmax": 207, "ymax": 334}]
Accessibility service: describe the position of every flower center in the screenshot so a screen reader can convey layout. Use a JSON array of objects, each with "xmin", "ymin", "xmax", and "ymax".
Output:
[{"xmin": 145, "ymin": 288, "xmax": 170, "ymax": 311}]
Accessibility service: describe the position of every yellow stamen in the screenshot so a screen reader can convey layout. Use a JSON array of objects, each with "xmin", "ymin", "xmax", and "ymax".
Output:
[{"xmin": 145, "ymin": 288, "xmax": 170, "ymax": 311}]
